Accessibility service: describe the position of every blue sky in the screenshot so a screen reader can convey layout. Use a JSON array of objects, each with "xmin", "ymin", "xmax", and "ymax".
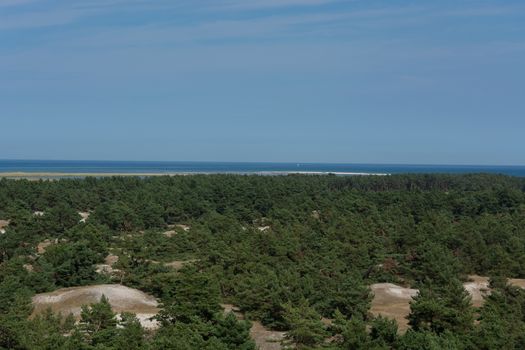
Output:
[{"xmin": 1, "ymin": 0, "xmax": 524, "ymax": 165}]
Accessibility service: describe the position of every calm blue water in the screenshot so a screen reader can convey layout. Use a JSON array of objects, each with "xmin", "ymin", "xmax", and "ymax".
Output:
[{"xmin": 0, "ymin": 160, "xmax": 524, "ymax": 177}]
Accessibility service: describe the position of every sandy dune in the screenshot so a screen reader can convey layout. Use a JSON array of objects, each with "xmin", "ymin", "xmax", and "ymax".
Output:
[
  {"xmin": 463, "ymin": 275, "xmax": 491, "ymax": 307},
  {"xmin": 250, "ymin": 321, "xmax": 286, "ymax": 350},
  {"xmin": 32, "ymin": 284, "xmax": 160, "ymax": 329},
  {"xmin": 370, "ymin": 283, "xmax": 419, "ymax": 332},
  {"xmin": 371, "ymin": 277, "xmax": 525, "ymax": 332}
]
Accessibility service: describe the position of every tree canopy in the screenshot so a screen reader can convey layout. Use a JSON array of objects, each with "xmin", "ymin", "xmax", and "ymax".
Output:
[{"xmin": 0, "ymin": 173, "xmax": 524, "ymax": 349}]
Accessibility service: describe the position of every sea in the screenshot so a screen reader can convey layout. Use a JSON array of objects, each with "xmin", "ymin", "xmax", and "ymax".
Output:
[{"xmin": 0, "ymin": 160, "xmax": 524, "ymax": 177}]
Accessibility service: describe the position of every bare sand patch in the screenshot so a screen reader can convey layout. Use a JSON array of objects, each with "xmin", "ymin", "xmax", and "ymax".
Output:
[
  {"xmin": 177, "ymin": 224, "xmax": 190, "ymax": 232},
  {"xmin": 0, "ymin": 219, "xmax": 9, "ymax": 234},
  {"xmin": 370, "ymin": 283, "xmax": 418, "ymax": 333},
  {"xmin": 162, "ymin": 230, "xmax": 177, "ymax": 237},
  {"xmin": 32, "ymin": 284, "xmax": 160, "ymax": 329},
  {"xmin": 105, "ymin": 254, "xmax": 119, "ymax": 266},
  {"xmin": 221, "ymin": 304, "xmax": 285, "ymax": 350},
  {"xmin": 463, "ymin": 276, "xmax": 525, "ymax": 306},
  {"xmin": 220, "ymin": 304, "xmax": 244, "ymax": 319},
  {"xmin": 166, "ymin": 224, "xmax": 190, "ymax": 233},
  {"xmin": 371, "ymin": 277, "xmax": 525, "ymax": 332},
  {"xmin": 464, "ymin": 275, "xmax": 491, "ymax": 307},
  {"xmin": 37, "ymin": 239, "xmax": 56, "ymax": 254},
  {"xmin": 79, "ymin": 212, "xmax": 90, "ymax": 223},
  {"xmin": 250, "ymin": 321, "xmax": 286, "ymax": 350},
  {"xmin": 164, "ymin": 259, "xmax": 198, "ymax": 270},
  {"xmin": 254, "ymin": 218, "xmax": 271, "ymax": 233},
  {"xmin": 321, "ymin": 317, "xmax": 333, "ymax": 326},
  {"xmin": 95, "ymin": 264, "xmax": 122, "ymax": 277},
  {"xmin": 509, "ymin": 278, "xmax": 525, "ymax": 288}
]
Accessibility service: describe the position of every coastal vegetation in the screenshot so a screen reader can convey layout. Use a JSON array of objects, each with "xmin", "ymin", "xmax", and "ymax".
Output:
[{"xmin": 1, "ymin": 173, "xmax": 525, "ymax": 349}]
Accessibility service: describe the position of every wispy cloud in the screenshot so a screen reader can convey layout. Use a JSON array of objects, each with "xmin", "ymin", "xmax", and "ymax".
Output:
[
  {"xmin": 1, "ymin": 0, "xmax": 524, "ymax": 66},
  {"xmin": 0, "ymin": 0, "xmax": 341, "ymax": 31},
  {"xmin": 69, "ymin": 0, "xmax": 338, "ymax": 12},
  {"xmin": 1, "ymin": 0, "xmax": 520, "ymax": 33},
  {"xmin": 444, "ymin": 5, "xmax": 524, "ymax": 17},
  {"xmin": 213, "ymin": 0, "xmax": 338, "ymax": 10},
  {"xmin": 0, "ymin": 9, "xmax": 82, "ymax": 30},
  {"xmin": 0, "ymin": 0, "xmax": 38, "ymax": 7}
]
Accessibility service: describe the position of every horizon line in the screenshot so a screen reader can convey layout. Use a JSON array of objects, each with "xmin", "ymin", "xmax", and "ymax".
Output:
[{"xmin": 0, "ymin": 158, "xmax": 524, "ymax": 168}]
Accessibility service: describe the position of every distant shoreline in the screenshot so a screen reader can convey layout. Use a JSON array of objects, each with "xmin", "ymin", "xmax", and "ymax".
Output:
[
  {"xmin": 1, "ymin": 160, "xmax": 524, "ymax": 177},
  {"xmin": 0, "ymin": 171, "xmax": 389, "ymax": 179}
]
